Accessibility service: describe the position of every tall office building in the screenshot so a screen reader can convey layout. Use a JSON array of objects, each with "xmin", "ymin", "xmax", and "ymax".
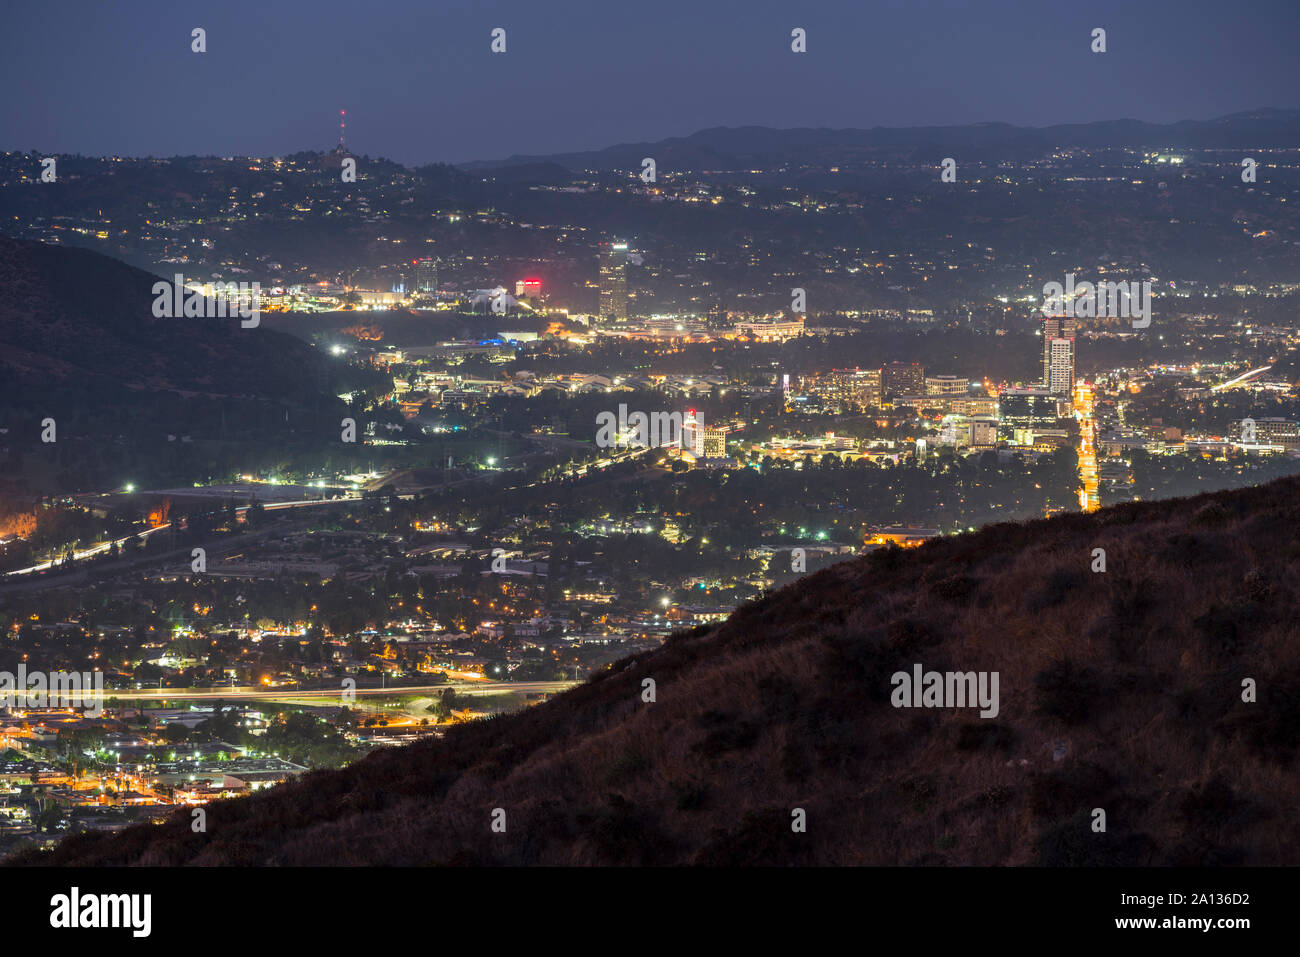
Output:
[
  {"xmin": 998, "ymin": 387, "xmax": 1059, "ymax": 440},
  {"xmin": 598, "ymin": 242, "xmax": 628, "ymax": 321},
  {"xmin": 882, "ymin": 361, "xmax": 925, "ymax": 400},
  {"xmin": 818, "ymin": 368, "xmax": 882, "ymax": 409},
  {"xmin": 415, "ymin": 258, "xmax": 438, "ymax": 294},
  {"xmin": 1042, "ymin": 315, "xmax": 1075, "ymax": 395},
  {"xmin": 706, "ymin": 300, "xmax": 727, "ymax": 330},
  {"xmin": 1047, "ymin": 338, "xmax": 1075, "ymax": 396},
  {"xmin": 681, "ymin": 408, "xmax": 726, "ymax": 459},
  {"xmin": 683, "ymin": 408, "xmax": 702, "ymax": 454}
]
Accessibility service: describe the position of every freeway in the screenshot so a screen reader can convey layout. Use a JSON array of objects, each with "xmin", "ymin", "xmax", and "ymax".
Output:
[
  {"xmin": 1211, "ymin": 364, "xmax": 1273, "ymax": 392},
  {"xmin": 3, "ymin": 496, "xmax": 355, "ymax": 579}
]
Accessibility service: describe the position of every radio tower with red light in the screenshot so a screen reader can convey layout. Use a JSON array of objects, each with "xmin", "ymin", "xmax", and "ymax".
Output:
[{"xmin": 339, "ymin": 110, "xmax": 346, "ymax": 150}]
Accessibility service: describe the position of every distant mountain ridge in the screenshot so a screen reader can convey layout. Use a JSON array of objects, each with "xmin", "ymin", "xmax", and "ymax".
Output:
[{"xmin": 461, "ymin": 108, "xmax": 1300, "ymax": 171}]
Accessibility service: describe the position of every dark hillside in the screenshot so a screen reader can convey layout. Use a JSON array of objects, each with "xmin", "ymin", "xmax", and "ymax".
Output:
[
  {"xmin": 0, "ymin": 235, "xmax": 369, "ymax": 402},
  {"xmin": 0, "ymin": 237, "xmax": 386, "ymax": 493},
  {"xmin": 19, "ymin": 477, "xmax": 1300, "ymax": 866}
]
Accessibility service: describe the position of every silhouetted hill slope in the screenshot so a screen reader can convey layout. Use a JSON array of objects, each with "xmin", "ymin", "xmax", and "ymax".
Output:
[
  {"xmin": 0, "ymin": 236, "xmax": 365, "ymax": 401},
  {"xmin": 0, "ymin": 237, "xmax": 387, "ymax": 494},
  {"xmin": 23, "ymin": 477, "xmax": 1300, "ymax": 866}
]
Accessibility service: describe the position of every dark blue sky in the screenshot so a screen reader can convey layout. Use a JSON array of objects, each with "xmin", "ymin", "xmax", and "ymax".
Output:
[{"xmin": 4, "ymin": 0, "xmax": 1298, "ymax": 165}]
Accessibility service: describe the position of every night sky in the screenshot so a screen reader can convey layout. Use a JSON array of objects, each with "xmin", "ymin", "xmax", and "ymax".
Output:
[{"xmin": 4, "ymin": 0, "xmax": 1299, "ymax": 165}]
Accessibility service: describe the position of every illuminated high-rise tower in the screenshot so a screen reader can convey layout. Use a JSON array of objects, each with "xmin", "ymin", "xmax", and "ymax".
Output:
[
  {"xmin": 1042, "ymin": 315, "xmax": 1076, "ymax": 396},
  {"xmin": 881, "ymin": 361, "xmax": 925, "ymax": 400},
  {"xmin": 598, "ymin": 242, "xmax": 628, "ymax": 322},
  {"xmin": 1047, "ymin": 338, "xmax": 1075, "ymax": 396},
  {"xmin": 414, "ymin": 258, "xmax": 438, "ymax": 293},
  {"xmin": 683, "ymin": 408, "xmax": 702, "ymax": 454}
]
